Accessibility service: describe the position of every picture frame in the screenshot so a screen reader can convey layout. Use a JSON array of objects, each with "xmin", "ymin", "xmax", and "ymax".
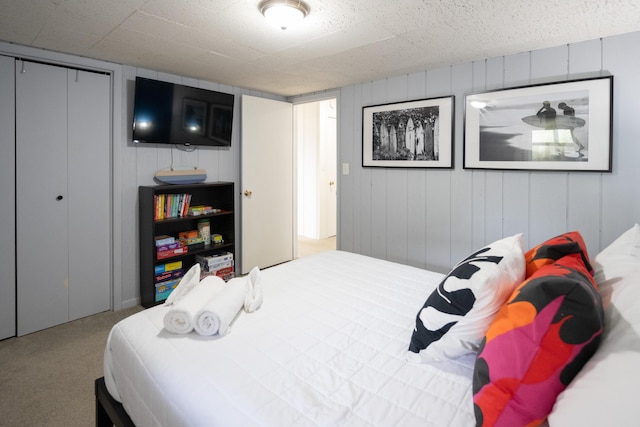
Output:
[
  {"xmin": 362, "ymin": 95, "xmax": 454, "ymax": 168},
  {"xmin": 463, "ymin": 75, "xmax": 613, "ymax": 172}
]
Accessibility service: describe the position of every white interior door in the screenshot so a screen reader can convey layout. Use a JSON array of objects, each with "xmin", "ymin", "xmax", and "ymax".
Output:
[
  {"xmin": 319, "ymin": 101, "xmax": 337, "ymax": 239},
  {"xmin": 16, "ymin": 60, "xmax": 70, "ymax": 336},
  {"xmin": 295, "ymin": 99, "xmax": 337, "ymax": 241},
  {"xmin": 241, "ymin": 95, "xmax": 293, "ymax": 274},
  {"xmin": 0, "ymin": 55, "xmax": 16, "ymax": 339}
]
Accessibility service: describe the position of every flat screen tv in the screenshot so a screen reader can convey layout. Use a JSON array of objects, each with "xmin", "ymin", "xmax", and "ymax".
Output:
[{"xmin": 132, "ymin": 77, "xmax": 235, "ymax": 147}]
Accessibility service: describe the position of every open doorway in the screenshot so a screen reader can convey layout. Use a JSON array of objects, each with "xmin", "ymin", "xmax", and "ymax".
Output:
[{"xmin": 294, "ymin": 98, "xmax": 337, "ymax": 258}]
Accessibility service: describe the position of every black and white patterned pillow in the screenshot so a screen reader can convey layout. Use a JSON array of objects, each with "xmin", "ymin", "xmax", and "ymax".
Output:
[{"xmin": 407, "ymin": 234, "xmax": 525, "ymax": 362}]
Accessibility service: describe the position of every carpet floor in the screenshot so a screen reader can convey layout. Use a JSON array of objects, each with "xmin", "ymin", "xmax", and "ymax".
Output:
[{"xmin": 0, "ymin": 306, "xmax": 142, "ymax": 426}]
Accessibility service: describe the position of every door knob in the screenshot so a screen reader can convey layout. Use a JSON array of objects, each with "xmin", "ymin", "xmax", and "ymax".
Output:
[
  {"xmin": 56, "ymin": 195, "xmax": 64, "ymax": 201},
  {"xmin": 329, "ymin": 181, "xmax": 335, "ymax": 186},
  {"xmin": 244, "ymin": 190, "xmax": 252, "ymax": 197}
]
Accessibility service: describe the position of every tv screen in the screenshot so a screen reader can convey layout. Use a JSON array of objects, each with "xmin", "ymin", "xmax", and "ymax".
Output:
[{"xmin": 132, "ymin": 77, "xmax": 234, "ymax": 147}]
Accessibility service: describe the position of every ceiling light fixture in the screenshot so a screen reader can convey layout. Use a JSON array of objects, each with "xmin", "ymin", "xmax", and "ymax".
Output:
[{"xmin": 259, "ymin": 0, "xmax": 310, "ymax": 30}]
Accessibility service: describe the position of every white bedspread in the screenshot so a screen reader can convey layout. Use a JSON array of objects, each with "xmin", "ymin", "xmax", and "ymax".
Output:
[{"xmin": 104, "ymin": 251, "xmax": 476, "ymax": 426}]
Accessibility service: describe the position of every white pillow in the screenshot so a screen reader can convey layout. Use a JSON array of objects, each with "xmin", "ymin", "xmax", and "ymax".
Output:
[
  {"xmin": 407, "ymin": 233, "xmax": 525, "ymax": 362},
  {"xmin": 548, "ymin": 224, "xmax": 640, "ymax": 426},
  {"xmin": 164, "ymin": 263, "xmax": 201, "ymax": 306}
]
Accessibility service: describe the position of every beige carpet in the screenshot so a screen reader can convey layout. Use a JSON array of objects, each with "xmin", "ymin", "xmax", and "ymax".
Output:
[{"xmin": 0, "ymin": 306, "xmax": 142, "ymax": 427}]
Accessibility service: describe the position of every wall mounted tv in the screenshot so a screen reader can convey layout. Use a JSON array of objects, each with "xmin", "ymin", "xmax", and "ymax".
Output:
[{"xmin": 132, "ymin": 77, "xmax": 235, "ymax": 147}]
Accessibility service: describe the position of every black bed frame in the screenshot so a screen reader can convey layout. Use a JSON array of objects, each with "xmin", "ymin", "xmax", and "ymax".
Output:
[{"xmin": 95, "ymin": 377, "xmax": 135, "ymax": 427}]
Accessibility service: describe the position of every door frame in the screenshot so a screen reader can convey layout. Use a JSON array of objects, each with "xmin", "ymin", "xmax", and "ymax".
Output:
[{"xmin": 291, "ymin": 91, "xmax": 340, "ymax": 257}]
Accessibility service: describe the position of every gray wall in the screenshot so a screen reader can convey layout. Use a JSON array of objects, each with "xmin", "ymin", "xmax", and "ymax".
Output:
[
  {"xmin": 336, "ymin": 32, "xmax": 640, "ymax": 274},
  {"xmin": 3, "ymin": 30, "xmax": 640, "ymax": 310}
]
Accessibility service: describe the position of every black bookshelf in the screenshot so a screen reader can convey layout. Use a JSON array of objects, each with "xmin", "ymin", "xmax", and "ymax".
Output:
[{"xmin": 138, "ymin": 182, "xmax": 235, "ymax": 308}]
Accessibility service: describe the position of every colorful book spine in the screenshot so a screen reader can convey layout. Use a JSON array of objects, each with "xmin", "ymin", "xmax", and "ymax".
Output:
[{"xmin": 154, "ymin": 193, "xmax": 193, "ymax": 220}]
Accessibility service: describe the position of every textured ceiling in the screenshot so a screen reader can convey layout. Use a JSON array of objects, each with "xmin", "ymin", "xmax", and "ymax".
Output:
[{"xmin": 1, "ymin": 0, "xmax": 639, "ymax": 96}]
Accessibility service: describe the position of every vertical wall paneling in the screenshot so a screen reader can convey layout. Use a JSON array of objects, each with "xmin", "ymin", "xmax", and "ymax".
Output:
[
  {"xmin": 470, "ymin": 60, "xmax": 487, "ymax": 250},
  {"xmin": 359, "ymin": 82, "xmax": 373, "ymax": 257},
  {"xmin": 120, "ymin": 66, "xmax": 141, "ymax": 306},
  {"xmin": 0, "ymin": 55, "xmax": 15, "ymax": 339},
  {"xmin": 337, "ymin": 31, "xmax": 640, "ymax": 275},
  {"xmin": 385, "ymin": 75, "xmax": 409, "ymax": 264},
  {"xmin": 449, "ymin": 63, "xmax": 474, "ymax": 265},
  {"xmin": 566, "ymin": 39, "xmax": 604, "ymax": 253},
  {"xmin": 527, "ymin": 46, "xmax": 572, "ymax": 245},
  {"xmin": 386, "ymin": 168, "xmax": 409, "ymax": 264},
  {"xmin": 371, "ymin": 169, "xmax": 388, "ymax": 260},
  {"xmin": 338, "ymin": 85, "xmax": 355, "ymax": 252},
  {"xmin": 406, "ymin": 71, "xmax": 428, "ymax": 269},
  {"xmin": 424, "ymin": 67, "xmax": 452, "ymax": 272},
  {"xmin": 502, "ymin": 53, "xmax": 532, "ymax": 246},
  {"xmin": 483, "ymin": 57, "xmax": 506, "ymax": 244},
  {"xmin": 600, "ymin": 33, "xmax": 640, "ymax": 247},
  {"xmin": 369, "ymin": 80, "xmax": 388, "ymax": 260},
  {"xmin": 9, "ymin": 32, "xmax": 640, "ymax": 307}
]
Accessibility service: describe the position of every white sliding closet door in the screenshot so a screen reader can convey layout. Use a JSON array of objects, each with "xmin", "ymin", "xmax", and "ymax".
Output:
[
  {"xmin": 16, "ymin": 61, "xmax": 70, "ymax": 335},
  {"xmin": 16, "ymin": 60, "xmax": 111, "ymax": 336},
  {"xmin": 0, "ymin": 55, "xmax": 16, "ymax": 340},
  {"xmin": 67, "ymin": 68, "xmax": 111, "ymax": 321}
]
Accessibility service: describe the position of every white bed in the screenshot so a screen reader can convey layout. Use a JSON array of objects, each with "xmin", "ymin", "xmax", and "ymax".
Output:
[
  {"xmin": 104, "ymin": 251, "xmax": 477, "ymax": 426},
  {"xmin": 101, "ymin": 225, "xmax": 640, "ymax": 427}
]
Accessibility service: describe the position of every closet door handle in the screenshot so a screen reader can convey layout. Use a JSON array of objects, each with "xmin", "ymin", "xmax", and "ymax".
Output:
[{"xmin": 56, "ymin": 195, "xmax": 64, "ymax": 201}]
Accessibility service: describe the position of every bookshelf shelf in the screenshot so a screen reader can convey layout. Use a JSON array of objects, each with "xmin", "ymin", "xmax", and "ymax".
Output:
[{"xmin": 138, "ymin": 182, "xmax": 235, "ymax": 308}]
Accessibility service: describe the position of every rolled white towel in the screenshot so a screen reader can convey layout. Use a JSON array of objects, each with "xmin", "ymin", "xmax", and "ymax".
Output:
[
  {"xmin": 164, "ymin": 263, "xmax": 201, "ymax": 306},
  {"xmin": 244, "ymin": 266, "xmax": 263, "ymax": 313},
  {"xmin": 194, "ymin": 277, "xmax": 247, "ymax": 336},
  {"xmin": 163, "ymin": 275, "xmax": 225, "ymax": 334}
]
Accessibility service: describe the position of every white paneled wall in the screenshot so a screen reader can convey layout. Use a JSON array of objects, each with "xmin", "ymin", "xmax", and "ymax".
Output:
[
  {"xmin": 4, "ymin": 30, "xmax": 640, "ymax": 308},
  {"xmin": 336, "ymin": 32, "xmax": 640, "ymax": 274}
]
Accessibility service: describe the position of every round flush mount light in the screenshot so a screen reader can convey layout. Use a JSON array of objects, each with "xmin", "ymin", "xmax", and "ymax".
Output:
[{"xmin": 259, "ymin": 0, "xmax": 310, "ymax": 30}]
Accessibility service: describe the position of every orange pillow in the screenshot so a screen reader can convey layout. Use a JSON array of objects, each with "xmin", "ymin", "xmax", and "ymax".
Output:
[{"xmin": 524, "ymin": 231, "xmax": 592, "ymax": 278}]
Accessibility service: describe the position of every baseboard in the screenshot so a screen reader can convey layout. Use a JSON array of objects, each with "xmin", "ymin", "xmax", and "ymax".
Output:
[{"xmin": 120, "ymin": 297, "xmax": 140, "ymax": 310}]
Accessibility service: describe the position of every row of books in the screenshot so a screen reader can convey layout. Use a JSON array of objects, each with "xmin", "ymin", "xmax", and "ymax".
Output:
[
  {"xmin": 154, "ymin": 260, "xmax": 184, "ymax": 302},
  {"xmin": 155, "ymin": 234, "xmax": 206, "ymax": 260},
  {"xmin": 154, "ymin": 193, "xmax": 192, "ymax": 220},
  {"xmin": 187, "ymin": 205, "xmax": 223, "ymax": 216},
  {"xmin": 196, "ymin": 251, "xmax": 234, "ymax": 281}
]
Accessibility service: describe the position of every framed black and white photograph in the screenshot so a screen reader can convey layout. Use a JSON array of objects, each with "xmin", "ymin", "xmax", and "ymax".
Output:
[
  {"xmin": 362, "ymin": 96, "xmax": 454, "ymax": 168},
  {"xmin": 463, "ymin": 76, "xmax": 613, "ymax": 172}
]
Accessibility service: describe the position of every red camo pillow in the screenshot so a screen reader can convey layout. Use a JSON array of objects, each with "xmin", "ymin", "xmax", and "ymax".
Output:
[
  {"xmin": 472, "ymin": 256, "xmax": 604, "ymax": 427},
  {"xmin": 524, "ymin": 231, "xmax": 593, "ymax": 278}
]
